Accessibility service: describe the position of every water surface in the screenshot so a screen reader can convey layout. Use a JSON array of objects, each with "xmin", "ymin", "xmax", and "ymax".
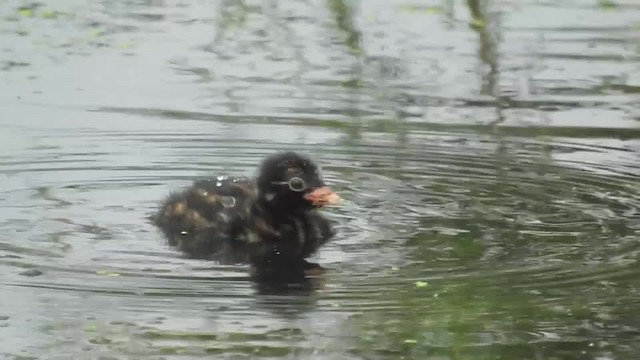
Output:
[{"xmin": 1, "ymin": 0, "xmax": 640, "ymax": 359}]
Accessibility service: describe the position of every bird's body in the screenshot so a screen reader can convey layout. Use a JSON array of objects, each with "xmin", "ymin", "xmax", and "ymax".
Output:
[{"xmin": 153, "ymin": 152, "xmax": 341, "ymax": 283}]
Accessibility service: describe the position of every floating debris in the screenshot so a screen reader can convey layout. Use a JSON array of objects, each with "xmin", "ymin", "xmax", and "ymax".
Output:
[
  {"xmin": 96, "ymin": 270, "xmax": 121, "ymax": 277},
  {"xmin": 117, "ymin": 43, "xmax": 132, "ymax": 49},
  {"xmin": 18, "ymin": 8, "xmax": 34, "ymax": 17},
  {"xmin": 598, "ymin": 0, "xmax": 617, "ymax": 9},
  {"xmin": 42, "ymin": 9, "xmax": 57, "ymax": 19},
  {"xmin": 19, "ymin": 269, "xmax": 43, "ymax": 277}
]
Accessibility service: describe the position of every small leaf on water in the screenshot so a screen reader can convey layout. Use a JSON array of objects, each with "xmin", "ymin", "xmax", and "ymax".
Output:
[
  {"xmin": 404, "ymin": 339, "xmax": 417, "ymax": 344},
  {"xmin": 401, "ymin": 5, "xmax": 442, "ymax": 14},
  {"xmin": 18, "ymin": 9, "xmax": 34, "ymax": 17},
  {"xmin": 415, "ymin": 281, "xmax": 428, "ymax": 288},
  {"xmin": 85, "ymin": 324, "xmax": 97, "ymax": 332},
  {"xmin": 97, "ymin": 270, "xmax": 121, "ymax": 277},
  {"xmin": 597, "ymin": 0, "xmax": 617, "ymax": 9},
  {"xmin": 471, "ymin": 18, "xmax": 486, "ymax": 29},
  {"xmin": 42, "ymin": 9, "xmax": 57, "ymax": 19},
  {"xmin": 425, "ymin": 6, "xmax": 443, "ymax": 14},
  {"xmin": 89, "ymin": 336, "xmax": 112, "ymax": 345}
]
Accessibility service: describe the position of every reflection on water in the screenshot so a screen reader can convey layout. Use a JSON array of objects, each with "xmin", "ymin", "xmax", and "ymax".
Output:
[{"xmin": 1, "ymin": 0, "xmax": 639, "ymax": 359}]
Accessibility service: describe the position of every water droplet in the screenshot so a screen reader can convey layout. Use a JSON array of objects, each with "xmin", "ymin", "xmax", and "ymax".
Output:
[
  {"xmin": 180, "ymin": 231, "xmax": 188, "ymax": 236},
  {"xmin": 216, "ymin": 181, "xmax": 222, "ymax": 187},
  {"xmin": 220, "ymin": 196, "xmax": 236, "ymax": 208}
]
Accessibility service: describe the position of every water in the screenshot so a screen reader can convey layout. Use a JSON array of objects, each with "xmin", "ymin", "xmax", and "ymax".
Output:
[{"xmin": 1, "ymin": 0, "xmax": 640, "ymax": 359}]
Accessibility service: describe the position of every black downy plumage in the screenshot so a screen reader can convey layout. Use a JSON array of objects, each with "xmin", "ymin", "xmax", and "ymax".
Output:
[{"xmin": 153, "ymin": 152, "xmax": 342, "ymax": 283}]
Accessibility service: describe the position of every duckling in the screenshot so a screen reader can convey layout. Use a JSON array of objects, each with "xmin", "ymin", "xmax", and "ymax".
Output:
[{"xmin": 153, "ymin": 151, "xmax": 342, "ymax": 283}]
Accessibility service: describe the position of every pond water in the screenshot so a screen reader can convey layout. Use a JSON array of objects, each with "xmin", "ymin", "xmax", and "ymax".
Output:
[{"xmin": 1, "ymin": 0, "xmax": 640, "ymax": 359}]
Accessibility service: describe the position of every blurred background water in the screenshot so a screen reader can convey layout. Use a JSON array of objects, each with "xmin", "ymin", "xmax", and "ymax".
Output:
[{"xmin": 1, "ymin": 0, "xmax": 639, "ymax": 358}]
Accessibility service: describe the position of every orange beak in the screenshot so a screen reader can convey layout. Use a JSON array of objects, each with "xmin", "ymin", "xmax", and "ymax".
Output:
[{"xmin": 303, "ymin": 186, "xmax": 342, "ymax": 207}]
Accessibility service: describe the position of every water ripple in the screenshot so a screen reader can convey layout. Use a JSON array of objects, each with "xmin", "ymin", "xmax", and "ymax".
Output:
[{"xmin": 1, "ymin": 0, "xmax": 640, "ymax": 358}]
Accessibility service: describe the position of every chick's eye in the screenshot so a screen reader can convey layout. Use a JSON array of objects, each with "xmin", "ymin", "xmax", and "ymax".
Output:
[{"xmin": 288, "ymin": 177, "xmax": 306, "ymax": 192}]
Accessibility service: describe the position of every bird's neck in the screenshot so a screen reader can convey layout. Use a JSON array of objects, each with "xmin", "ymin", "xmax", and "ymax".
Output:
[{"xmin": 252, "ymin": 199, "xmax": 307, "ymax": 223}]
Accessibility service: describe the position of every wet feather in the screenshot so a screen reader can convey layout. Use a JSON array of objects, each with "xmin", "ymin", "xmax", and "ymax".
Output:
[{"xmin": 153, "ymin": 152, "xmax": 340, "ymax": 283}]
